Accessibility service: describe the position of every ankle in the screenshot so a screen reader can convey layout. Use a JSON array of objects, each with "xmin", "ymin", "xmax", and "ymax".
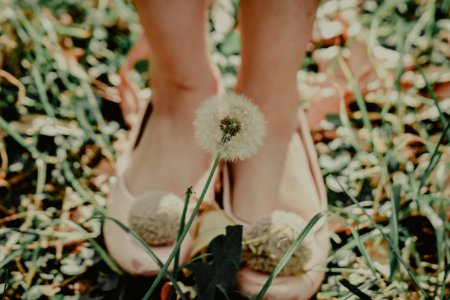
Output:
[
  {"xmin": 233, "ymin": 85, "xmax": 299, "ymax": 141},
  {"xmin": 151, "ymin": 62, "xmax": 218, "ymax": 93},
  {"xmin": 150, "ymin": 70, "xmax": 218, "ymax": 117}
]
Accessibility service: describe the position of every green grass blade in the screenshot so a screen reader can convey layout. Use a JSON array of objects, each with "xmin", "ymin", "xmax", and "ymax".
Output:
[
  {"xmin": 329, "ymin": 209, "xmax": 381, "ymax": 280},
  {"xmin": 142, "ymin": 150, "xmax": 222, "ymax": 300},
  {"xmin": 417, "ymin": 65, "xmax": 449, "ymax": 135},
  {"xmin": 255, "ymin": 211, "xmax": 326, "ymax": 300},
  {"xmin": 416, "ymin": 122, "xmax": 450, "ymax": 201},
  {"xmin": 388, "ymin": 184, "xmax": 401, "ymax": 281},
  {"xmin": 338, "ymin": 57, "xmax": 373, "ymax": 146},
  {"xmin": 346, "ymin": 219, "xmax": 380, "ymax": 281},
  {"xmin": 339, "ymin": 278, "xmax": 372, "ymax": 300},
  {"xmin": 325, "ymin": 219, "xmax": 389, "ymax": 265},
  {"xmin": 334, "ymin": 178, "xmax": 431, "ymax": 299},
  {"xmin": 0, "ymin": 116, "xmax": 41, "ymax": 158},
  {"xmin": 55, "ymin": 219, "xmax": 123, "ymax": 276},
  {"xmin": 31, "ymin": 65, "xmax": 56, "ymax": 118},
  {"xmin": 0, "ymin": 249, "xmax": 23, "ymax": 270},
  {"xmin": 101, "ymin": 216, "xmax": 187, "ymax": 300},
  {"xmin": 440, "ymin": 263, "xmax": 449, "ymax": 300},
  {"xmin": 421, "ymin": 202, "xmax": 446, "ymax": 297},
  {"xmin": 339, "ymin": 97, "xmax": 362, "ymax": 152},
  {"xmin": 173, "ymin": 188, "xmax": 192, "ymax": 280}
]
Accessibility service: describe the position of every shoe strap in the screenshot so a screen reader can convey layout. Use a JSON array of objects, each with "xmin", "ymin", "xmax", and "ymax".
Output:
[
  {"xmin": 296, "ymin": 108, "xmax": 328, "ymax": 211},
  {"xmin": 116, "ymin": 100, "xmax": 153, "ymax": 175}
]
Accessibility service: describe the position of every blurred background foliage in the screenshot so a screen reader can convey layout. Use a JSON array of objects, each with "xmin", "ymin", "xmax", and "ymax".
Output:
[{"xmin": 0, "ymin": 0, "xmax": 449, "ymax": 299}]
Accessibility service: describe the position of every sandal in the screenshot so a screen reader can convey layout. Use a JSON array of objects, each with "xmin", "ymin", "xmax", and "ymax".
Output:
[
  {"xmin": 222, "ymin": 108, "xmax": 329, "ymax": 299},
  {"xmin": 104, "ymin": 102, "xmax": 219, "ymax": 276}
]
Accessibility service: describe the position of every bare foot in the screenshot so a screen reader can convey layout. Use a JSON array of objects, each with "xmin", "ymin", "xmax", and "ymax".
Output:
[
  {"xmin": 123, "ymin": 72, "xmax": 218, "ymax": 198},
  {"xmin": 104, "ymin": 69, "xmax": 218, "ymax": 275}
]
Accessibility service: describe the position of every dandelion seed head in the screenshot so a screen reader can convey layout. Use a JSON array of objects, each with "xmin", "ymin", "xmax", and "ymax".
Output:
[
  {"xmin": 194, "ymin": 93, "xmax": 266, "ymax": 161},
  {"xmin": 220, "ymin": 116, "xmax": 241, "ymax": 141},
  {"xmin": 242, "ymin": 210, "xmax": 313, "ymax": 275},
  {"xmin": 128, "ymin": 192, "xmax": 183, "ymax": 246}
]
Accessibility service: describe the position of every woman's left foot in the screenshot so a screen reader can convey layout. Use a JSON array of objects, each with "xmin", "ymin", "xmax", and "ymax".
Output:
[
  {"xmin": 223, "ymin": 89, "xmax": 329, "ymax": 299},
  {"xmin": 230, "ymin": 91, "xmax": 322, "ymax": 224}
]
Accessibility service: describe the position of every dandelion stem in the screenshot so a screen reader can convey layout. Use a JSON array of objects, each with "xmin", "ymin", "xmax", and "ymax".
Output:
[{"xmin": 142, "ymin": 144, "xmax": 224, "ymax": 300}]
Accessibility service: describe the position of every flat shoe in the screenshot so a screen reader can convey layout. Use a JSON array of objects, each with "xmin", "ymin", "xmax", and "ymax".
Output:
[
  {"xmin": 104, "ymin": 102, "xmax": 219, "ymax": 276},
  {"xmin": 222, "ymin": 108, "xmax": 330, "ymax": 300}
]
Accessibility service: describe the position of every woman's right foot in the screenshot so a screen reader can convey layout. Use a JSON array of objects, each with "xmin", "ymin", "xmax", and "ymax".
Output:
[
  {"xmin": 123, "ymin": 70, "xmax": 218, "ymax": 198},
  {"xmin": 105, "ymin": 64, "xmax": 218, "ymax": 275},
  {"xmin": 116, "ymin": 33, "xmax": 220, "ymax": 198}
]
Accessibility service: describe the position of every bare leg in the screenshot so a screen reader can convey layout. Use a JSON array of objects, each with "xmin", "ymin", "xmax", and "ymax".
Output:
[
  {"xmin": 232, "ymin": 0, "xmax": 321, "ymax": 223},
  {"xmin": 230, "ymin": 3, "xmax": 329, "ymax": 298},
  {"xmin": 105, "ymin": 0, "xmax": 218, "ymax": 275},
  {"xmin": 125, "ymin": 0, "xmax": 218, "ymax": 197}
]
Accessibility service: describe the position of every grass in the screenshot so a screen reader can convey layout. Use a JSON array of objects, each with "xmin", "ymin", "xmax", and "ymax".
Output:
[{"xmin": 0, "ymin": 0, "xmax": 449, "ymax": 299}]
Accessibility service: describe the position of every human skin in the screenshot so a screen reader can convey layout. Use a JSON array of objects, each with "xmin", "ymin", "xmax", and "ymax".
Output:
[
  {"xmin": 232, "ymin": 0, "xmax": 321, "ymax": 223},
  {"xmin": 125, "ymin": 0, "xmax": 217, "ymax": 198},
  {"xmin": 118, "ymin": 0, "xmax": 322, "ymax": 267}
]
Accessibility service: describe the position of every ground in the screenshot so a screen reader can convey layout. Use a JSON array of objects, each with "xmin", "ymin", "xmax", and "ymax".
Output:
[{"xmin": 0, "ymin": 0, "xmax": 449, "ymax": 299}]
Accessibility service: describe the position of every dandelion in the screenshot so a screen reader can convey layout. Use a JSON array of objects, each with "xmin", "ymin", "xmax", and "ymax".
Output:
[
  {"xmin": 128, "ymin": 192, "xmax": 184, "ymax": 246},
  {"xmin": 242, "ymin": 210, "xmax": 313, "ymax": 275},
  {"xmin": 194, "ymin": 92, "xmax": 266, "ymax": 161}
]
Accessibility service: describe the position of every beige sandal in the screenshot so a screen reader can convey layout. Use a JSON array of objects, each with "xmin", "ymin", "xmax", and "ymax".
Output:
[
  {"xmin": 222, "ymin": 108, "xmax": 329, "ymax": 300},
  {"xmin": 104, "ymin": 102, "xmax": 219, "ymax": 276}
]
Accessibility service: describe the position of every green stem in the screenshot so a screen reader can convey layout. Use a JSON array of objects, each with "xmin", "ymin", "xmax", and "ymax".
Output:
[
  {"xmin": 35, "ymin": 158, "xmax": 46, "ymax": 196},
  {"xmin": 388, "ymin": 184, "xmax": 401, "ymax": 281},
  {"xmin": 80, "ymin": 80, "xmax": 115, "ymax": 161},
  {"xmin": 416, "ymin": 122, "xmax": 450, "ymax": 201},
  {"xmin": 338, "ymin": 57, "xmax": 373, "ymax": 146},
  {"xmin": 0, "ymin": 116, "xmax": 41, "ymax": 158},
  {"xmin": 417, "ymin": 65, "xmax": 450, "ymax": 137},
  {"xmin": 31, "ymin": 66, "xmax": 56, "ymax": 118},
  {"xmin": 24, "ymin": 247, "xmax": 40, "ymax": 288},
  {"xmin": 171, "ymin": 187, "xmax": 192, "ymax": 300},
  {"xmin": 142, "ymin": 149, "xmax": 222, "ymax": 300},
  {"xmin": 55, "ymin": 219, "xmax": 123, "ymax": 276},
  {"xmin": 334, "ymin": 178, "xmax": 431, "ymax": 299},
  {"xmin": 346, "ymin": 218, "xmax": 380, "ymax": 281}
]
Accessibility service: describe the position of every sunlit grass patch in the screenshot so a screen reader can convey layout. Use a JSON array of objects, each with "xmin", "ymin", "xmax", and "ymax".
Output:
[{"xmin": 0, "ymin": 0, "xmax": 449, "ymax": 299}]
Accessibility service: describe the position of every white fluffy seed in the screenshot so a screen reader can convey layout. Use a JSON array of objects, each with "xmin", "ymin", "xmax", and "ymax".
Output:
[
  {"xmin": 194, "ymin": 92, "xmax": 266, "ymax": 161},
  {"xmin": 128, "ymin": 192, "xmax": 184, "ymax": 246}
]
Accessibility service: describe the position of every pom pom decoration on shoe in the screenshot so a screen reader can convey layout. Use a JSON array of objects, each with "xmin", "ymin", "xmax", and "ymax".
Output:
[
  {"xmin": 194, "ymin": 93, "xmax": 266, "ymax": 161},
  {"xmin": 242, "ymin": 210, "xmax": 314, "ymax": 275},
  {"xmin": 128, "ymin": 192, "xmax": 184, "ymax": 246}
]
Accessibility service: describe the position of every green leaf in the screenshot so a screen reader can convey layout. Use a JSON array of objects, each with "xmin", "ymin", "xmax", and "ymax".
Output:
[{"xmin": 188, "ymin": 225, "xmax": 243, "ymax": 300}]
